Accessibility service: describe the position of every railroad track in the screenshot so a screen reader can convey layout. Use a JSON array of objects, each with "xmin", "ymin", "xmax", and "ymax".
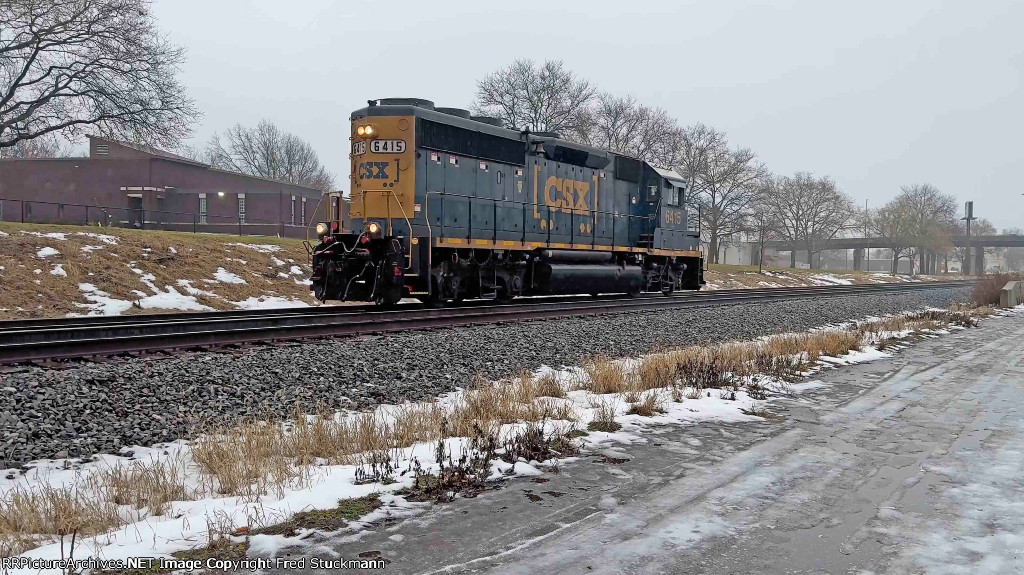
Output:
[{"xmin": 0, "ymin": 281, "xmax": 973, "ymax": 364}]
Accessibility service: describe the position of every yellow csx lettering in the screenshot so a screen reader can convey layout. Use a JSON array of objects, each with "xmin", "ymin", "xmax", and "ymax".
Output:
[{"xmin": 542, "ymin": 176, "xmax": 590, "ymax": 214}]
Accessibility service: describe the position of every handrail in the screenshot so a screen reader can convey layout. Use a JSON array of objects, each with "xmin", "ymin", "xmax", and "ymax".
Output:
[{"xmin": 373, "ymin": 190, "xmax": 702, "ymax": 256}]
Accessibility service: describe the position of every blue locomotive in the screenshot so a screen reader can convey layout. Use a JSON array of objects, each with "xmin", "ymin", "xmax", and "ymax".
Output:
[{"xmin": 309, "ymin": 98, "xmax": 704, "ymax": 306}]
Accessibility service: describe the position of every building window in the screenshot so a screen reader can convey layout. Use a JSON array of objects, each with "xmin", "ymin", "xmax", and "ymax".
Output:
[
  {"xmin": 301, "ymin": 198, "xmax": 307, "ymax": 225},
  {"xmin": 290, "ymin": 196, "xmax": 296, "ymax": 226},
  {"xmin": 199, "ymin": 194, "xmax": 207, "ymax": 224},
  {"xmin": 237, "ymin": 193, "xmax": 246, "ymax": 224}
]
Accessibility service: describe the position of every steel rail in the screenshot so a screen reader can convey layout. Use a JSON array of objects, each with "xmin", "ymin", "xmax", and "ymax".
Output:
[{"xmin": 0, "ymin": 281, "xmax": 973, "ymax": 364}]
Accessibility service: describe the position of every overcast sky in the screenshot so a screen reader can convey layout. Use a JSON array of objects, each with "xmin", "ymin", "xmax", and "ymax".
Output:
[{"xmin": 152, "ymin": 0, "xmax": 1024, "ymax": 231}]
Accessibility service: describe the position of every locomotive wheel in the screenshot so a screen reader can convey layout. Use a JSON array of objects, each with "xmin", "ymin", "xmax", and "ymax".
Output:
[
  {"xmin": 495, "ymin": 289, "xmax": 515, "ymax": 304},
  {"xmin": 377, "ymin": 286, "xmax": 402, "ymax": 308},
  {"xmin": 419, "ymin": 277, "xmax": 449, "ymax": 308}
]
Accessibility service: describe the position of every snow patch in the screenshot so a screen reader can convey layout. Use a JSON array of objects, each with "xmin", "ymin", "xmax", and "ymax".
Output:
[
  {"xmin": 74, "ymin": 284, "xmax": 132, "ymax": 316},
  {"xmin": 135, "ymin": 287, "xmax": 214, "ymax": 312},
  {"xmin": 23, "ymin": 231, "xmax": 67, "ymax": 241},
  {"xmin": 49, "ymin": 264, "xmax": 66, "ymax": 277},
  {"xmin": 233, "ymin": 296, "xmax": 310, "ymax": 310},
  {"xmin": 809, "ymin": 273, "xmax": 854, "ymax": 286},
  {"xmin": 213, "ymin": 268, "xmax": 246, "ymax": 284},
  {"xmin": 228, "ymin": 242, "xmax": 282, "ymax": 253},
  {"xmin": 74, "ymin": 232, "xmax": 118, "ymax": 245},
  {"xmin": 176, "ymin": 279, "xmax": 219, "ymax": 298},
  {"xmin": 36, "ymin": 247, "xmax": 59, "ymax": 258}
]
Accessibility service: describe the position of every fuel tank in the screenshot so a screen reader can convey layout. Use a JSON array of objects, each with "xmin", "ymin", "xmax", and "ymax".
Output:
[{"xmin": 532, "ymin": 263, "xmax": 643, "ymax": 295}]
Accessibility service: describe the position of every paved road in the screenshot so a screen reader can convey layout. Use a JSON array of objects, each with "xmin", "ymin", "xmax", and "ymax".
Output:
[{"xmin": 270, "ymin": 311, "xmax": 1024, "ymax": 574}]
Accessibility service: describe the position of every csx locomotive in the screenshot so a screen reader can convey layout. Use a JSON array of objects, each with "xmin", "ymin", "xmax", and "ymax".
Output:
[{"xmin": 309, "ymin": 98, "xmax": 704, "ymax": 306}]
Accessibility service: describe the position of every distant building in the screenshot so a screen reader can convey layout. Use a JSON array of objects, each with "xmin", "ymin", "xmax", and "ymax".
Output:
[{"xmin": 0, "ymin": 136, "xmax": 329, "ymax": 238}]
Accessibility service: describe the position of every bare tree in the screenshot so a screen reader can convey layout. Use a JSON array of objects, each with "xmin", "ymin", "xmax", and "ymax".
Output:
[
  {"xmin": 870, "ymin": 203, "xmax": 915, "ymax": 275},
  {"xmin": 894, "ymin": 183, "xmax": 958, "ymax": 273},
  {"xmin": 575, "ymin": 93, "xmax": 683, "ymax": 168},
  {"xmin": 0, "ymin": 133, "xmax": 70, "ymax": 157},
  {"xmin": 206, "ymin": 120, "xmax": 334, "ymax": 191},
  {"xmin": 951, "ymin": 217, "xmax": 998, "ymax": 268},
  {"xmin": 697, "ymin": 144, "xmax": 767, "ymax": 263},
  {"xmin": 0, "ymin": 0, "xmax": 197, "ymax": 150},
  {"xmin": 472, "ymin": 59, "xmax": 596, "ymax": 136},
  {"xmin": 1003, "ymin": 227, "xmax": 1024, "ymax": 272},
  {"xmin": 674, "ymin": 123, "xmax": 727, "ymax": 206},
  {"xmin": 761, "ymin": 172, "xmax": 854, "ymax": 268}
]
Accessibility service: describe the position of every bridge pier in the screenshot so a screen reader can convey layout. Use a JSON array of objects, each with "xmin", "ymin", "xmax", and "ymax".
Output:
[
  {"xmin": 975, "ymin": 246, "xmax": 985, "ymax": 275},
  {"xmin": 853, "ymin": 248, "xmax": 864, "ymax": 271}
]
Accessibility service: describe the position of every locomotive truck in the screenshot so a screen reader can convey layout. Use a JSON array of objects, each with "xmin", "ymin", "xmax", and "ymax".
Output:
[{"xmin": 308, "ymin": 98, "xmax": 704, "ymax": 306}]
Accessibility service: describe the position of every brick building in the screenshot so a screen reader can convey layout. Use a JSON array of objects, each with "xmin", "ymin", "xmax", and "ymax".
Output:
[{"xmin": 0, "ymin": 136, "xmax": 328, "ymax": 238}]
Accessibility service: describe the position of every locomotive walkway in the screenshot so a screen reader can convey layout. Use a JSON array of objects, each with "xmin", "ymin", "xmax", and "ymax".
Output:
[{"xmin": 0, "ymin": 281, "xmax": 972, "ymax": 364}]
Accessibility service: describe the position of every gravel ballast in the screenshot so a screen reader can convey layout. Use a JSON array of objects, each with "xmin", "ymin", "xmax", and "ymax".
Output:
[{"xmin": 0, "ymin": 286, "xmax": 972, "ymax": 467}]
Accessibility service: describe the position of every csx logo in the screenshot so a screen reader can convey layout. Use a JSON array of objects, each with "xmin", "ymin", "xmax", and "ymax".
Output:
[
  {"xmin": 542, "ymin": 176, "xmax": 590, "ymax": 214},
  {"xmin": 358, "ymin": 162, "xmax": 389, "ymax": 180}
]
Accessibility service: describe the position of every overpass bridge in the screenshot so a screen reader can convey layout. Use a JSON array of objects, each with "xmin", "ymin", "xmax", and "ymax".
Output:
[{"xmin": 763, "ymin": 235, "xmax": 1024, "ymax": 274}]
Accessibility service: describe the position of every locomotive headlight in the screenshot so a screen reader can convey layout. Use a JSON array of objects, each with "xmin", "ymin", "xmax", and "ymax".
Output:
[
  {"xmin": 364, "ymin": 125, "xmax": 374, "ymax": 135},
  {"xmin": 356, "ymin": 126, "xmax": 366, "ymax": 136},
  {"xmin": 367, "ymin": 222, "xmax": 380, "ymax": 235},
  {"xmin": 315, "ymin": 222, "xmax": 328, "ymax": 236}
]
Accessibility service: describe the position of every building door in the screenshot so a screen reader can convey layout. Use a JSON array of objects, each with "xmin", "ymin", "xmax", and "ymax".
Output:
[{"xmin": 127, "ymin": 195, "xmax": 143, "ymax": 228}]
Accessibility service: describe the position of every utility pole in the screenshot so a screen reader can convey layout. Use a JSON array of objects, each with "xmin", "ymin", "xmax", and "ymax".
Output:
[
  {"xmin": 962, "ymin": 201, "xmax": 975, "ymax": 276},
  {"xmin": 757, "ymin": 211, "xmax": 765, "ymax": 274},
  {"xmin": 864, "ymin": 199, "xmax": 870, "ymax": 273}
]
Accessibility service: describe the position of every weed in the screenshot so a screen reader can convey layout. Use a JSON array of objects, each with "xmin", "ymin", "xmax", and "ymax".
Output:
[
  {"xmin": 501, "ymin": 422, "xmax": 580, "ymax": 464},
  {"xmin": 626, "ymin": 392, "xmax": 666, "ymax": 417},
  {"xmin": 587, "ymin": 398, "xmax": 621, "ymax": 432},
  {"xmin": 973, "ymin": 272, "xmax": 1022, "ymax": 306},
  {"xmin": 580, "ymin": 357, "xmax": 629, "ymax": 394},
  {"xmin": 740, "ymin": 406, "xmax": 786, "ymax": 422},
  {"xmin": 637, "ymin": 354, "xmax": 677, "ymax": 390},
  {"xmin": 532, "ymin": 372, "xmax": 566, "ymax": 398},
  {"xmin": 256, "ymin": 495, "xmax": 381, "ymax": 537}
]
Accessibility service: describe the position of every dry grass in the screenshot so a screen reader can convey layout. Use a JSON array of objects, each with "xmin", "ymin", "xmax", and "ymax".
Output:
[
  {"xmin": 96, "ymin": 455, "xmax": 196, "ymax": 517},
  {"xmin": 0, "ymin": 454, "xmax": 196, "ymax": 558},
  {"xmin": 531, "ymin": 372, "xmax": 567, "ymax": 398},
  {"xmin": 0, "ymin": 221, "xmax": 315, "ymax": 319},
  {"xmin": 973, "ymin": 272, "xmax": 1022, "ymax": 306},
  {"xmin": 0, "ymin": 484, "xmax": 122, "ymax": 558},
  {"xmin": 626, "ymin": 392, "xmax": 666, "ymax": 417},
  {"xmin": 578, "ymin": 357, "xmax": 630, "ymax": 394},
  {"xmin": 188, "ymin": 372, "xmax": 580, "ymax": 500},
  {"xmin": 637, "ymin": 354, "xmax": 678, "ymax": 390},
  {"xmin": 587, "ymin": 398, "xmax": 621, "ymax": 432},
  {"xmin": 703, "ymin": 264, "xmax": 949, "ymax": 290},
  {"xmin": 673, "ymin": 346, "xmax": 736, "ymax": 389}
]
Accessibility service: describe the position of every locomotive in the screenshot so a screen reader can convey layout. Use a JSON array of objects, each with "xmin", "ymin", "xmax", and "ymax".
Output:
[{"xmin": 308, "ymin": 98, "xmax": 704, "ymax": 306}]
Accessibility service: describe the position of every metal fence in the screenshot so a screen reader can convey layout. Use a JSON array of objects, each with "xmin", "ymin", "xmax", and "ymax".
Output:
[{"xmin": 0, "ymin": 198, "xmax": 313, "ymax": 238}]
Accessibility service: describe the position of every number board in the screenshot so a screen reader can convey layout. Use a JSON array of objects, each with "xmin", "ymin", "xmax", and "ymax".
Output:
[
  {"xmin": 370, "ymin": 139, "xmax": 406, "ymax": 154},
  {"xmin": 352, "ymin": 141, "xmax": 366, "ymax": 156}
]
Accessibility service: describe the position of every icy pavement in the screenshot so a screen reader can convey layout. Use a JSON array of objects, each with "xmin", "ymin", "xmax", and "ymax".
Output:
[{"xmin": 265, "ymin": 311, "xmax": 1024, "ymax": 574}]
